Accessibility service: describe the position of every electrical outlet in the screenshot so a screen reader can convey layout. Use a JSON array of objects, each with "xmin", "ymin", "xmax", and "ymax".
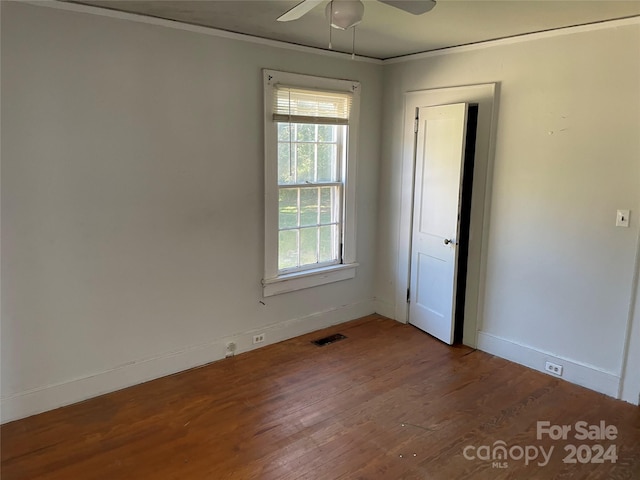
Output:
[
  {"xmin": 545, "ymin": 361, "xmax": 563, "ymax": 377},
  {"xmin": 253, "ymin": 333, "xmax": 265, "ymax": 344},
  {"xmin": 225, "ymin": 342, "xmax": 236, "ymax": 358}
]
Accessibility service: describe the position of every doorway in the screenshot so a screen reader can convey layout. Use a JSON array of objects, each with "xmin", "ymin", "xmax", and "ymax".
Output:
[
  {"xmin": 408, "ymin": 103, "xmax": 478, "ymax": 345},
  {"xmin": 395, "ymin": 84, "xmax": 498, "ymax": 348}
]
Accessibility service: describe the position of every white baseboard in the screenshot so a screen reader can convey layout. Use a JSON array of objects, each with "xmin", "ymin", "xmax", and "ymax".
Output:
[
  {"xmin": 620, "ymin": 387, "xmax": 640, "ymax": 405},
  {"xmin": 477, "ymin": 331, "xmax": 621, "ymax": 399},
  {"xmin": 1, "ymin": 299, "xmax": 375, "ymax": 424},
  {"xmin": 374, "ymin": 298, "xmax": 397, "ymax": 320}
]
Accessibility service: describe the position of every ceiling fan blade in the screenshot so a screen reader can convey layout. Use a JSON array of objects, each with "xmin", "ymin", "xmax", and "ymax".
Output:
[
  {"xmin": 378, "ymin": 0, "xmax": 436, "ymax": 15},
  {"xmin": 277, "ymin": 0, "xmax": 325, "ymax": 22}
]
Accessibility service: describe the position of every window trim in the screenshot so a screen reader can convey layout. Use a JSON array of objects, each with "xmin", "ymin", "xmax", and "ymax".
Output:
[{"xmin": 262, "ymin": 69, "xmax": 360, "ymax": 296}]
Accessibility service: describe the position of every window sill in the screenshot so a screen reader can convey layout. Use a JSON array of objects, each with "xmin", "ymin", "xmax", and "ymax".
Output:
[{"xmin": 262, "ymin": 263, "xmax": 358, "ymax": 297}]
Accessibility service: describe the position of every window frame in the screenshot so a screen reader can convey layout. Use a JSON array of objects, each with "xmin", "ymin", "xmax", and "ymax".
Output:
[{"xmin": 262, "ymin": 69, "xmax": 360, "ymax": 297}]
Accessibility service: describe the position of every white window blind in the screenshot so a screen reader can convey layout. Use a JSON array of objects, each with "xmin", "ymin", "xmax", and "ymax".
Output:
[{"xmin": 273, "ymin": 85, "xmax": 353, "ymax": 125}]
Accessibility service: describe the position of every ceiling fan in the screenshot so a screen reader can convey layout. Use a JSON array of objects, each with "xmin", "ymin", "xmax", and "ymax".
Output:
[{"xmin": 278, "ymin": 0, "xmax": 437, "ymax": 30}]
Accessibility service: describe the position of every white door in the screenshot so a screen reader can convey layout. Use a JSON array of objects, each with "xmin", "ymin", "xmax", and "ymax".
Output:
[{"xmin": 409, "ymin": 103, "xmax": 469, "ymax": 344}]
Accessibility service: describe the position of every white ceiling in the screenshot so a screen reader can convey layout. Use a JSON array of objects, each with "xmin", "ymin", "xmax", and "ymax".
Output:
[{"xmin": 71, "ymin": 0, "xmax": 640, "ymax": 59}]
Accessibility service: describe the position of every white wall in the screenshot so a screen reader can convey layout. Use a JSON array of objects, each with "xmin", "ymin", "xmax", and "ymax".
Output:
[
  {"xmin": 378, "ymin": 23, "xmax": 640, "ymax": 398},
  {"xmin": 1, "ymin": 2, "xmax": 382, "ymax": 422}
]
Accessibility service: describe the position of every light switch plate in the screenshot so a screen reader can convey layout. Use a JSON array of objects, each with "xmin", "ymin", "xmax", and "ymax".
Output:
[{"xmin": 616, "ymin": 209, "xmax": 630, "ymax": 227}]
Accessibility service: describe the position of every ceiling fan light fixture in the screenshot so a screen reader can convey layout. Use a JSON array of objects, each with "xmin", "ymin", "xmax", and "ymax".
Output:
[{"xmin": 325, "ymin": 0, "xmax": 364, "ymax": 30}]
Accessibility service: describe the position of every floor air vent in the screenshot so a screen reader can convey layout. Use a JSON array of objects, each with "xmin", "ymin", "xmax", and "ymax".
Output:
[{"xmin": 312, "ymin": 333, "xmax": 347, "ymax": 346}]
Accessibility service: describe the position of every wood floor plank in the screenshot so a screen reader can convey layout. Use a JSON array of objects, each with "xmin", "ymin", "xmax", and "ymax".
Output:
[{"xmin": 2, "ymin": 314, "xmax": 639, "ymax": 479}]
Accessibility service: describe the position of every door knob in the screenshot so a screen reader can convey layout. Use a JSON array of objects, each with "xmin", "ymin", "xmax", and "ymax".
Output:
[{"xmin": 444, "ymin": 238, "xmax": 454, "ymax": 245}]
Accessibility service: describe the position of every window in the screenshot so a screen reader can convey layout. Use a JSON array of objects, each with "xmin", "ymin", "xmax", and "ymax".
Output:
[
  {"xmin": 276, "ymin": 121, "xmax": 342, "ymax": 272},
  {"xmin": 263, "ymin": 70, "xmax": 360, "ymax": 296}
]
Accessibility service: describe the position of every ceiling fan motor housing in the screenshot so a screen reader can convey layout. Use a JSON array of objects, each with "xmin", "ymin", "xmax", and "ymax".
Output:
[{"xmin": 325, "ymin": 0, "xmax": 365, "ymax": 30}]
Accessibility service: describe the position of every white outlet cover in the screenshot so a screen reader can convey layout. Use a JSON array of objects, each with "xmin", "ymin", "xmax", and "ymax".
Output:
[{"xmin": 545, "ymin": 361, "xmax": 563, "ymax": 376}]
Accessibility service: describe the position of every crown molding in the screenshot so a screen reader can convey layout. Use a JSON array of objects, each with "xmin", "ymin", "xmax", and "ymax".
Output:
[{"xmin": 21, "ymin": 2, "xmax": 640, "ymax": 66}]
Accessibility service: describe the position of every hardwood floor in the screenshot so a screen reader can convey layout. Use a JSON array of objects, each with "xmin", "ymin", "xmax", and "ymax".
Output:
[{"xmin": 2, "ymin": 314, "xmax": 639, "ymax": 479}]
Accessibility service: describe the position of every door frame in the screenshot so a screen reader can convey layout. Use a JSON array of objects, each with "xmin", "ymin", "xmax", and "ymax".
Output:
[{"xmin": 395, "ymin": 84, "xmax": 499, "ymax": 348}]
